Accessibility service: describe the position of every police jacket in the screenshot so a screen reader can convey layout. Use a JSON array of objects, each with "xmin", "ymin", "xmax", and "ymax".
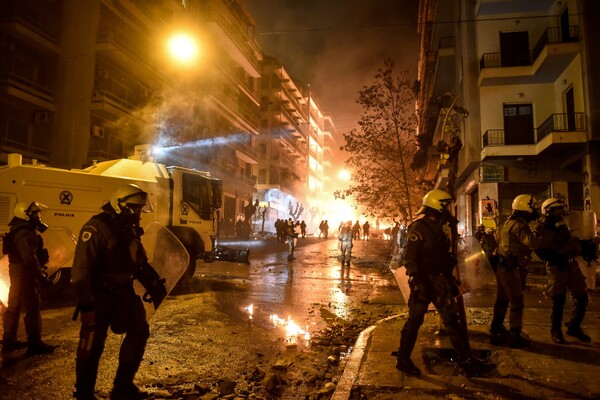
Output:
[
  {"xmin": 401, "ymin": 213, "xmax": 453, "ymax": 277},
  {"xmin": 498, "ymin": 215, "xmax": 535, "ymax": 260},
  {"xmin": 3, "ymin": 218, "xmax": 46, "ymax": 276},
  {"xmin": 534, "ymin": 218, "xmax": 580, "ymax": 269},
  {"xmin": 72, "ymin": 206, "xmax": 142, "ymax": 310},
  {"xmin": 339, "ymin": 227, "xmax": 352, "ymax": 243}
]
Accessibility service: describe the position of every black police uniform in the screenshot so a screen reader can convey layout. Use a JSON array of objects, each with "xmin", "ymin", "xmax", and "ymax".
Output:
[
  {"xmin": 72, "ymin": 204, "xmax": 150, "ymax": 399},
  {"xmin": 397, "ymin": 210, "xmax": 494, "ymax": 377},
  {"xmin": 535, "ymin": 216, "xmax": 589, "ymax": 343},
  {"xmin": 2, "ymin": 218, "xmax": 51, "ymax": 355}
]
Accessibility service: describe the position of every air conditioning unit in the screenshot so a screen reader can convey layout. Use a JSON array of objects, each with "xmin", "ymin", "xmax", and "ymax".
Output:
[
  {"xmin": 91, "ymin": 125, "xmax": 105, "ymax": 138},
  {"xmin": 34, "ymin": 111, "xmax": 51, "ymax": 125},
  {"xmin": 1, "ymin": 36, "xmax": 15, "ymax": 50},
  {"xmin": 98, "ymin": 66, "xmax": 109, "ymax": 79}
]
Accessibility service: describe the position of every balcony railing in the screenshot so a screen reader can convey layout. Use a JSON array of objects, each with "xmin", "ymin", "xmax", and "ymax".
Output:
[
  {"xmin": 482, "ymin": 112, "xmax": 586, "ymax": 147},
  {"xmin": 537, "ymin": 112, "xmax": 585, "ymax": 141},
  {"xmin": 0, "ymin": 71, "xmax": 55, "ymax": 103},
  {"xmin": 480, "ymin": 25, "xmax": 579, "ymax": 69}
]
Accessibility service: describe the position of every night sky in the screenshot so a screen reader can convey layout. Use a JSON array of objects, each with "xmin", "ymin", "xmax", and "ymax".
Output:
[{"xmin": 242, "ymin": 0, "xmax": 419, "ymax": 160}]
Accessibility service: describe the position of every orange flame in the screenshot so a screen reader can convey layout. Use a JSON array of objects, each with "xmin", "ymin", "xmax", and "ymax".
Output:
[
  {"xmin": 244, "ymin": 304, "xmax": 254, "ymax": 320},
  {"xmin": 269, "ymin": 314, "xmax": 310, "ymax": 342}
]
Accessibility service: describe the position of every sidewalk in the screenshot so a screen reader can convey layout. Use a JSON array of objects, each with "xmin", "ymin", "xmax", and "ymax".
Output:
[{"xmin": 333, "ymin": 303, "xmax": 600, "ymax": 400}]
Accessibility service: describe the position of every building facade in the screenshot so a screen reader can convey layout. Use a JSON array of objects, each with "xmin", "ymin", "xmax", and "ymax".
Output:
[
  {"xmin": 0, "ymin": 0, "xmax": 263, "ymax": 229},
  {"xmin": 416, "ymin": 0, "xmax": 599, "ymax": 235}
]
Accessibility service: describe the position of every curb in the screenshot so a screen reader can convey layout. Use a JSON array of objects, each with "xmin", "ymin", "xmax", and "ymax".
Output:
[{"xmin": 331, "ymin": 315, "xmax": 401, "ymax": 400}]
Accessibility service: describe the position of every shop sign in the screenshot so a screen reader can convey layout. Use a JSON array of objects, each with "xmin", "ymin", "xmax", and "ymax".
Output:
[{"xmin": 481, "ymin": 165, "xmax": 504, "ymax": 182}]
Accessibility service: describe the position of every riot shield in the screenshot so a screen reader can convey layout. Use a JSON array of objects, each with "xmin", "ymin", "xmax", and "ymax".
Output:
[
  {"xmin": 42, "ymin": 227, "xmax": 77, "ymax": 279},
  {"xmin": 134, "ymin": 222, "xmax": 189, "ymax": 320},
  {"xmin": 456, "ymin": 236, "xmax": 496, "ymax": 292}
]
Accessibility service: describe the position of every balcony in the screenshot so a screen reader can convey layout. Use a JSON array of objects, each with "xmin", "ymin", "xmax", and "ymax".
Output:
[
  {"xmin": 275, "ymin": 128, "xmax": 305, "ymax": 159},
  {"xmin": 0, "ymin": 0, "xmax": 61, "ymax": 54},
  {"xmin": 95, "ymin": 30, "xmax": 162, "ymax": 86},
  {"xmin": 91, "ymin": 89, "xmax": 136, "ymax": 120},
  {"xmin": 479, "ymin": 26, "xmax": 580, "ymax": 86},
  {"xmin": 0, "ymin": 71, "xmax": 55, "ymax": 110},
  {"xmin": 481, "ymin": 113, "xmax": 587, "ymax": 160}
]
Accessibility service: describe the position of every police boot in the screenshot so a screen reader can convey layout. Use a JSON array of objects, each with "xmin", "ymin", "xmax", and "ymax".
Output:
[
  {"xmin": 26, "ymin": 341, "xmax": 57, "ymax": 356},
  {"xmin": 1, "ymin": 339, "xmax": 28, "ymax": 354},
  {"xmin": 458, "ymin": 357, "xmax": 497, "ymax": 377},
  {"xmin": 395, "ymin": 330, "xmax": 421, "ymax": 376},
  {"xmin": 508, "ymin": 328, "xmax": 532, "ymax": 348},
  {"xmin": 489, "ymin": 320, "xmax": 509, "ymax": 336},
  {"xmin": 111, "ymin": 364, "xmax": 149, "ymax": 400},
  {"xmin": 566, "ymin": 294, "xmax": 591, "ymax": 342},
  {"xmin": 550, "ymin": 294, "xmax": 566, "ymax": 344}
]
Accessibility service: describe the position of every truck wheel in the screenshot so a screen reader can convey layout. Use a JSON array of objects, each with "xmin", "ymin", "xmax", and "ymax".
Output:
[
  {"xmin": 182, "ymin": 251, "xmax": 197, "ymax": 280},
  {"xmin": 44, "ymin": 268, "xmax": 71, "ymax": 295}
]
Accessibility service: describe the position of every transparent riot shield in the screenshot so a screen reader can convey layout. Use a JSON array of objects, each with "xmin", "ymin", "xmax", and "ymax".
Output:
[
  {"xmin": 456, "ymin": 236, "xmax": 496, "ymax": 292},
  {"xmin": 42, "ymin": 227, "xmax": 77, "ymax": 279},
  {"xmin": 134, "ymin": 222, "xmax": 189, "ymax": 320},
  {"xmin": 0, "ymin": 227, "xmax": 74, "ymax": 306}
]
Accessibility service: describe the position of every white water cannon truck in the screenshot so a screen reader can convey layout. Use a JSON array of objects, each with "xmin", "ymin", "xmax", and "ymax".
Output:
[{"xmin": 0, "ymin": 144, "xmax": 249, "ymax": 292}]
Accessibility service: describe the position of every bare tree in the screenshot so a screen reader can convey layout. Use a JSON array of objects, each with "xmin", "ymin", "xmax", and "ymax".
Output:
[{"xmin": 336, "ymin": 59, "xmax": 428, "ymax": 222}]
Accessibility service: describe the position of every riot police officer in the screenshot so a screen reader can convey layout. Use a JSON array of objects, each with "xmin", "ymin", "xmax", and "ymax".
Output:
[
  {"xmin": 396, "ymin": 190, "xmax": 496, "ymax": 377},
  {"xmin": 491, "ymin": 194, "xmax": 538, "ymax": 347},
  {"xmin": 534, "ymin": 197, "xmax": 590, "ymax": 344},
  {"xmin": 286, "ymin": 219, "xmax": 298, "ymax": 261},
  {"xmin": 339, "ymin": 221, "xmax": 353, "ymax": 266},
  {"xmin": 1, "ymin": 201, "xmax": 55, "ymax": 357},
  {"xmin": 72, "ymin": 184, "xmax": 152, "ymax": 400}
]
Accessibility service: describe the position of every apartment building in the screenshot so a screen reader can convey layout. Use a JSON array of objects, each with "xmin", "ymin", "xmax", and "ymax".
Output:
[
  {"xmin": 257, "ymin": 56, "xmax": 309, "ymax": 231},
  {"xmin": 0, "ymin": 0, "xmax": 262, "ymax": 224},
  {"xmin": 416, "ymin": 0, "xmax": 599, "ymax": 235}
]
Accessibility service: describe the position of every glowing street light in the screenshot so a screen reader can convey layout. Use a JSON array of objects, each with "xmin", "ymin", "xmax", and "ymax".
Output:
[
  {"xmin": 338, "ymin": 169, "xmax": 351, "ymax": 181},
  {"xmin": 167, "ymin": 33, "xmax": 200, "ymax": 65}
]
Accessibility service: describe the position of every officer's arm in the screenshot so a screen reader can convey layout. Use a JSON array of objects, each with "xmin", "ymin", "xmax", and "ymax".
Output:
[
  {"xmin": 517, "ymin": 224, "xmax": 536, "ymax": 249},
  {"xmin": 71, "ymin": 224, "xmax": 101, "ymax": 311},
  {"xmin": 14, "ymin": 230, "xmax": 42, "ymax": 272},
  {"xmin": 402, "ymin": 224, "xmax": 423, "ymax": 276}
]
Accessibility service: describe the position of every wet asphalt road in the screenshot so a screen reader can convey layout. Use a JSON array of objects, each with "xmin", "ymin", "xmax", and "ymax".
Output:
[{"xmin": 0, "ymin": 236, "xmax": 401, "ymax": 399}]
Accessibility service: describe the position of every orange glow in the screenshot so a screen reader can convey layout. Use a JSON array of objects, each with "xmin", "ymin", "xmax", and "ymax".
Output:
[
  {"xmin": 167, "ymin": 33, "xmax": 200, "ymax": 64},
  {"xmin": 269, "ymin": 314, "xmax": 310, "ymax": 343},
  {"xmin": 0, "ymin": 278, "xmax": 9, "ymax": 307},
  {"xmin": 244, "ymin": 304, "xmax": 254, "ymax": 321}
]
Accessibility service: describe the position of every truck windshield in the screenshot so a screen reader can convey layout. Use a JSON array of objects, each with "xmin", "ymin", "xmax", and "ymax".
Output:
[{"xmin": 182, "ymin": 173, "xmax": 212, "ymax": 220}]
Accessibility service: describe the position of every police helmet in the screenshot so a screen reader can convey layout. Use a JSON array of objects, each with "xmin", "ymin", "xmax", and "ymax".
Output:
[
  {"xmin": 13, "ymin": 201, "xmax": 47, "ymax": 221},
  {"xmin": 541, "ymin": 197, "xmax": 566, "ymax": 216},
  {"xmin": 512, "ymin": 194, "xmax": 534, "ymax": 213},
  {"xmin": 417, "ymin": 189, "xmax": 454, "ymax": 214},
  {"xmin": 110, "ymin": 184, "xmax": 149, "ymax": 214}
]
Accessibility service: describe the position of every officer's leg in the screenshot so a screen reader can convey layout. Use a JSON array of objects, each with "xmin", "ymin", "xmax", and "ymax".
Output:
[
  {"xmin": 547, "ymin": 267, "xmax": 567, "ymax": 344},
  {"xmin": 503, "ymin": 269, "xmax": 530, "ymax": 348},
  {"xmin": 22, "ymin": 277, "xmax": 54, "ymax": 354},
  {"xmin": 112, "ymin": 296, "xmax": 150, "ymax": 399},
  {"xmin": 435, "ymin": 295, "xmax": 471, "ymax": 360},
  {"xmin": 396, "ymin": 294, "xmax": 427, "ymax": 376},
  {"xmin": 490, "ymin": 269, "xmax": 509, "ymax": 335},
  {"xmin": 2, "ymin": 267, "xmax": 23, "ymax": 352},
  {"xmin": 565, "ymin": 265, "xmax": 591, "ymax": 342},
  {"xmin": 435, "ymin": 291, "xmax": 496, "ymax": 377},
  {"xmin": 75, "ymin": 317, "xmax": 110, "ymax": 399}
]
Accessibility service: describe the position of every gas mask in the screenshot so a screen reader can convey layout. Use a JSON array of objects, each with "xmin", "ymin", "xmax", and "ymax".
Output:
[{"xmin": 28, "ymin": 212, "xmax": 48, "ymax": 233}]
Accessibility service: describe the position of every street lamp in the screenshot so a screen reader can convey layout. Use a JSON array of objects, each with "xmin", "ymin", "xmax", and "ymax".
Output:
[
  {"xmin": 167, "ymin": 32, "xmax": 200, "ymax": 65},
  {"xmin": 338, "ymin": 169, "xmax": 351, "ymax": 181}
]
